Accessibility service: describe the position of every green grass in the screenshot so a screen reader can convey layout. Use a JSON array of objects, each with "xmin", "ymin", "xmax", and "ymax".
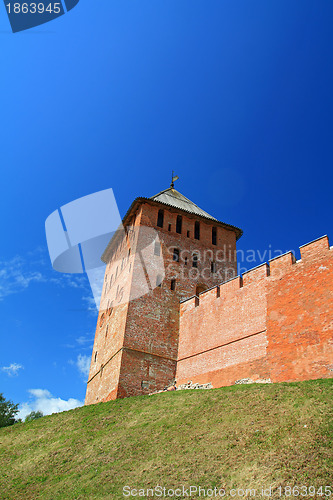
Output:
[{"xmin": 0, "ymin": 379, "xmax": 332, "ymax": 499}]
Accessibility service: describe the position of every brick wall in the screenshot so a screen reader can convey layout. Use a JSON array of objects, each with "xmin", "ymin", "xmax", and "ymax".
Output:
[
  {"xmin": 85, "ymin": 199, "xmax": 239, "ymax": 403},
  {"xmin": 117, "ymin": 202, "xmax": 239, "ymax": 397},
  {"xmin": 176, "ymin": 236, "xmax": 333, "ymax": 387},
  {"xmin": 86, "ymin": 193, "xmax": 332, "ymax": 405},
  {"xmin": 267, "ymin": 236, "xmax": 333, "ymax": 382}
]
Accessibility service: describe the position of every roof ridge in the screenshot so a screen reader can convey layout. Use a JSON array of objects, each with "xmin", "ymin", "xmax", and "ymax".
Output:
[
  {"xmin": 150, "ymin": 187, "xmax": 217, "ymax": 221},
  {"xmin": 164, "ymin": 189, "xmax": 197, "ymax": 205},
  {"xmin": 150, "ymin": 187, "xmax": 173, "ymax": 199}
]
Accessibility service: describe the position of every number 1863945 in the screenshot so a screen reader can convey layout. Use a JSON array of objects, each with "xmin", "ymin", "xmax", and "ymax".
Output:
[{"xmin": 6, "ymin": 3, "xmax": 62, "ymax": 14}]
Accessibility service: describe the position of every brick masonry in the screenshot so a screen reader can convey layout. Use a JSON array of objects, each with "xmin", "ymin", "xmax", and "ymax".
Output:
[
  {"xmin": 176, "ymin": 236, "xmax": 333, "ymax": 387},
  {"xmin": 85, "ymin": 197, "xmax": 238, "ymax": 404},
  {"xmin": 85, "ymin": 193, "xmax": 333, "ymax": 405}
]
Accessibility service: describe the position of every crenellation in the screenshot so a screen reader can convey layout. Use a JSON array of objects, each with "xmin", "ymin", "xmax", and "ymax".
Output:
[
  {"xmin": 269, "ymin": 251, "xmax": 296, "ymax": 278},
  {"xmin": 299, "ymin": 235, "xmax": 330, "ymax": 261},
  {"xmin": 242, "ymin": 263, "xmax": 270, "ymax": 286}
]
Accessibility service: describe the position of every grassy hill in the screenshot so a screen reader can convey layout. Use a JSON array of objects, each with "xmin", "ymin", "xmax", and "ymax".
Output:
[{"xmin": 0, "ymin": 379, "xmax": 332, "ymax": 499}]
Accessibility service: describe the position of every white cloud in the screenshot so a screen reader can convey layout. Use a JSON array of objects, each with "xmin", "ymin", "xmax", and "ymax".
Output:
[
  {"xmin": 1, "ymin": 363, "xmax": 23, "ymax": 376},
  {"xmin": 0, "ymin": 256, "xmax": 46, "ymax": 300},
  {"xmin": 76, "ymin": 354, "xmax": 91, "ymax": 378},
  {"xmin": 82, "ymin": 295, "xmax": 99, "ymax": 314},
  {"xmin": 63, "ymin": 333, "xmax": 93, "ymax": 350},
  {"xmin": 0, "ymin": 248, "xmax": 90, "ymax": 301},
  {"xmin": 76, "ymin": 334, "xmax": 93, "ymax": 346},
  {"xmin": 17, "ymin": 388, "xmax": 83, "ymax": 421},
  {"xmin": 29, "ymin": 388, "xmax": 52, "ymax": 398}
]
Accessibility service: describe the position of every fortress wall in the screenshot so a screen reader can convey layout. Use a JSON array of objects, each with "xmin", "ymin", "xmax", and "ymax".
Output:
[
  {"xmin": 177, "ymin": 236, "xmax": 333, "ymax": 388},
  {"xmin": 85, "ymin": 208, "xmax": 143, "ymax": 405},
  {"xmin": 117, "ymin": 349, "xmax": 177, "ymax": 398},
  {"xmin": 267, "ymin": 236, "xmax": 333, "ymax": 383},
  {"xmin": 98, "ymin": 201, "xmax": 238, "ymax": 400},
  {"xmin": 176, "ymin": 274, "xmax": 269, "ymax": 386},
  {"xmin": 269, "ymin": 251, "xmax": 296, "ymax": 278},
  {"xmin": 124, "ymin": 288, "xmax": 180, "ymax": 360},
  {"xmin": 85, "ymin": 350, "xmax": 123, "ymax": 403},
  {"xmin": 242, "ymin": 263, "xmax": 270, "ymax": 286},
  {"xmin": 299, "ymin": 235, "xmax": 330, "ymax": 262},
  {"xmin": 87, "ymin": 199, "xmax": 242, "ymax": 404},
  {"xmin": 85, "ymin": 295, "xmax": 131, "ymax": 404}
]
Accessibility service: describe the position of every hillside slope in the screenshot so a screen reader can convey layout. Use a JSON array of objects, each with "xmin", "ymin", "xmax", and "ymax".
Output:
[{"xmin": 0, "ymin": 379, "xmax": 332, "ymax": 499}]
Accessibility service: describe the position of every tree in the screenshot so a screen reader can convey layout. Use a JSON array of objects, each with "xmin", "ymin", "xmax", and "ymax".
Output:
[
  {"xmin": 24, "ymin": 410, "xmax": 43, "ymax": 423},
  {"xmin": 0, "ymin": 393, "xmax": 19, "ymax": 428}
]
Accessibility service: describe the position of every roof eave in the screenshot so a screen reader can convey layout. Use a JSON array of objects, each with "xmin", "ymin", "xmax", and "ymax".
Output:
[
  {"xmin": 143, "ymin": 196, "xmax": 243, "ymax": 240},
  {"xmin": 101, "ymin": 196, "xmax": 243, "ymax": 263}
]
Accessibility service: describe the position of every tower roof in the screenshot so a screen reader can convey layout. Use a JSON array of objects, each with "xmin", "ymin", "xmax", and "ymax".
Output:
[
  {"xmin": 150, "ymin": 187, "xmax": 217, "ymax": 221},
  {"xmin": 102, "ymin": 186, "xmax": 243, "ymax": 262}
]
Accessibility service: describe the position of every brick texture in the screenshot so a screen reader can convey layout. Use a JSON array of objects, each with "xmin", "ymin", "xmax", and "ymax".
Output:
[
  {"xmin": 176, "ymin": 236, "xmax": 333, "ymax": 388},
  {"xmin": 85, "ymin": 198, "xmax": 238, "ymax": 404}
]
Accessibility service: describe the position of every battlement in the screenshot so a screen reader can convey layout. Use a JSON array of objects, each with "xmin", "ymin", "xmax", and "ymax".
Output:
[
  {"xmin": 269, "ymin": 251, "xmax": 296, "ymax": 277},
  {"xmin": 242, "ymin": 262, "xmax": 270, "ymax": 286},
  {"xmin": 181, "ymin": 235, "xmax": 331, "ymax": 307},
  {"xmin": 177, "ymin": 233, "xmax": 333, "ymax": 390},
  {"xmin": 299, "ymin": 235, "xmax": 330, "ymax": 260}
]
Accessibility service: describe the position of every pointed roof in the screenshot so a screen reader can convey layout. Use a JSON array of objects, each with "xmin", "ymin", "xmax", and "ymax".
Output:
[
  {"xmin": 150, "ymin": 187, "xmax": 217, "ymax": 221},
  {"xmin": 102, "ymin": 186, "xmax": 243, "ymax": 262}
]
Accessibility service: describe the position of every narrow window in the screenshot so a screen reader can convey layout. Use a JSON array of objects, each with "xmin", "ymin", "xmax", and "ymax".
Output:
[
  {"xmin": 104, "ymin": 274, "xmax": 107, "ymax": 282},
  {"xmin": 110, "ymin": 275, "xmax": 113, "ymax": 286},
  {"xmin": 187, "ymin": 230, "xmax": 190, "ymax": 237},
  {"xmin": 105, "ymin": 325, "xmax": 109, "ymax": 338},
  {"xmin": 211, "ymin": 262, "xmax": 216, "ymax": 273},
  {"xmin": 100, "ymin": 364, "xmax": 104, "ymax": 378},
  {"xmin": 173, "ymin": 248, "xmax": 180, "ymax": 262},
  {"xmin": 99, "ymin": 313, "xmax": 105, "ymax": 327},
  {"xmin": 184, "ymin": 256, "xmax": 188, "ymax": 266},
  {"xmin": 176, "ymin": 215, "xmax": 182, "ymax": 234},
  {"xmin": 156, "ymin": 275, "xmax": 162, "ymax": 287},
  {"xmin": 157, "ymin": 209, "xmax": 164, "ymax": 228},
  {"xmin": 194, "ymin": 221, "xmax": 200, "ymax": 240},
  {"xmin": 216, "ymin": 286, "xmax": 220, "ymax": 298},
  {"xmin": 94, "ymin": 351, "xmax": 97, "ymax": 363},
  {"xmin": 192, "ymin": 253, "xmax": 198, "ymax": 268},
  {"xmin": 170, "ymin": 279, "xmax": 176, "ymax": 291},
  {"xmin": 168, "ymin": 223, "xmax": 171, "ymax": 231},
  {"xmin": 154, "ymin": 241, "xmax": 160, "ymax": 256},
  {"xmin": 212, "ymin": 227, "xmax": 217, "ymax": 245}
]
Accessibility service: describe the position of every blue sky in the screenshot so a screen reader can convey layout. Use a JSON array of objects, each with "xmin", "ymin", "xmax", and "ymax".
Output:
[{"xmin": 0, "ymin": 0, "xmax": 332, "ymax": 417}]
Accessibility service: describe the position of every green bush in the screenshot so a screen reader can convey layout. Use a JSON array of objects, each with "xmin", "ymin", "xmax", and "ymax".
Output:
[
  {"xmin": 25, "ymin": 410, "xmax": 44, "ymax": 423},
  {"xmin": 0, "ymin": 393, "xmax": 19, "ymax": 428}
]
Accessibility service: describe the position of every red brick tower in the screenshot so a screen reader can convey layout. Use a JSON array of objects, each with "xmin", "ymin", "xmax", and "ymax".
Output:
[{"xmin": 85, "ymin": 184, "xmax": 242, "ymax": 404}]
